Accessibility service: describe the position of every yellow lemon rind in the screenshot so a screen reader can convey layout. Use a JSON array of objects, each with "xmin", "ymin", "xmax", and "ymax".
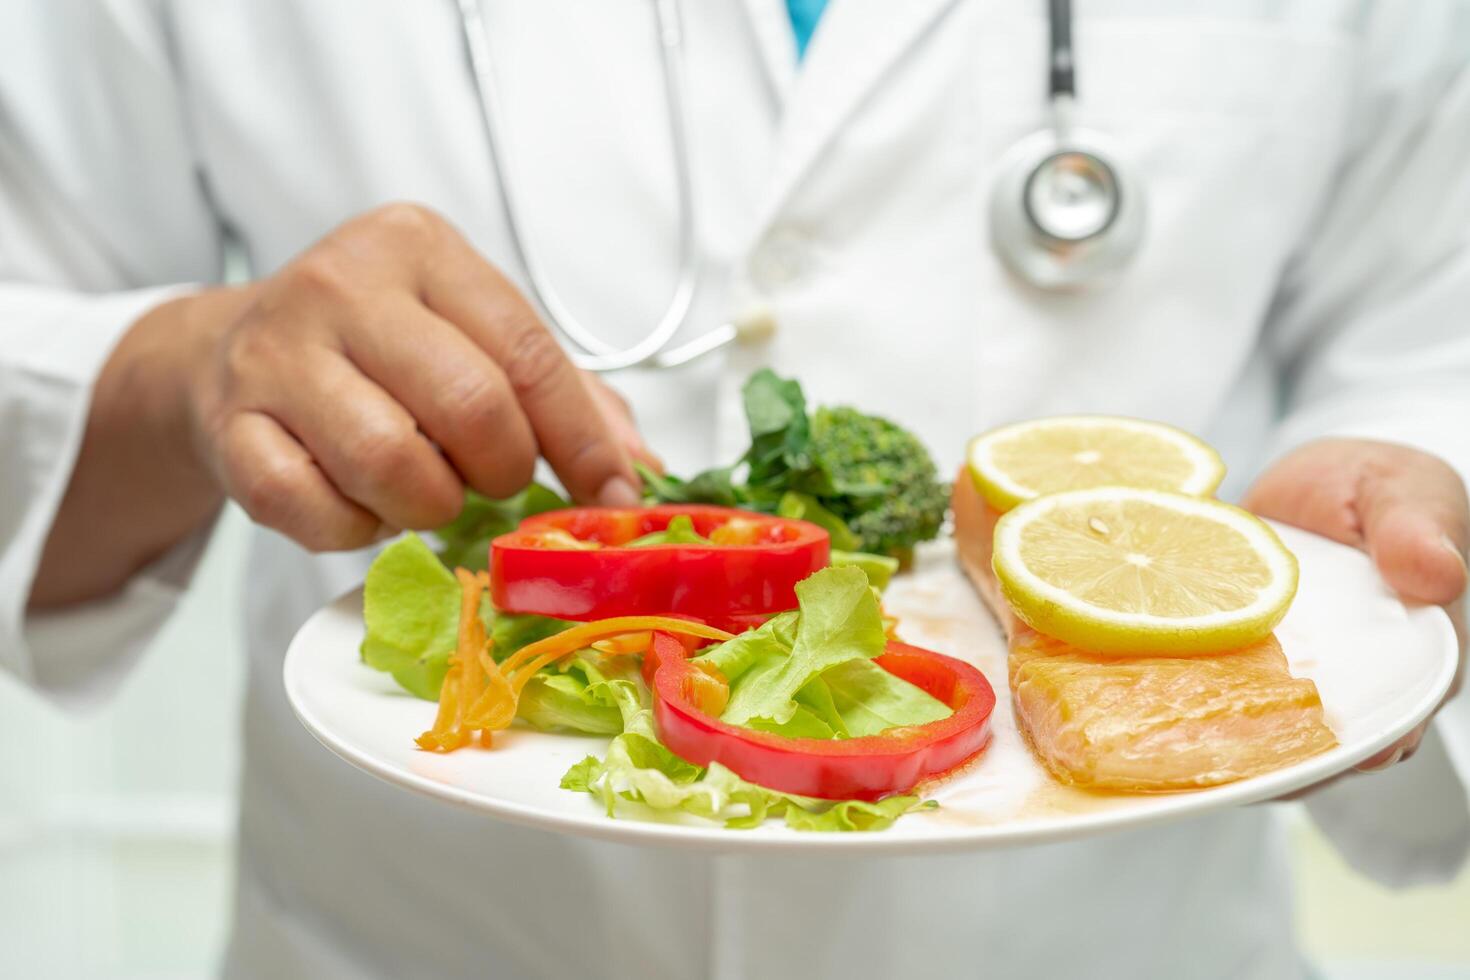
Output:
[
  {"xmin": 966, "ymin": 416, "xmax": 1226, "ymax": 513},
  {"xmin": 991, "ymin": 488, "xmax": 1299, "ymax": 656}
]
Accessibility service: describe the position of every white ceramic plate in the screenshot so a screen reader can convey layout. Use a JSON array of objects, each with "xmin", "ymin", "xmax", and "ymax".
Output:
[{"xmin": 284, "ymin": 525, "xmax": 1458, "ymax": 854}]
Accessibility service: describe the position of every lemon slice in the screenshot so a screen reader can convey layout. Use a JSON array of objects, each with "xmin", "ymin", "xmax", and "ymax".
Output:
[
  {"xmin": 992, "ymin": 487, "xmax": 1297, "ymax": 654},
  {"xmin": 967, "ymin": 416, "xmax": 1226, "ymax": 512}
]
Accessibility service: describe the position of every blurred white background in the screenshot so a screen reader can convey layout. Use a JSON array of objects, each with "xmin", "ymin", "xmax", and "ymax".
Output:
[{"xmin": 1, "ymin": 508, "xmax": 1466, "ymax": 979}]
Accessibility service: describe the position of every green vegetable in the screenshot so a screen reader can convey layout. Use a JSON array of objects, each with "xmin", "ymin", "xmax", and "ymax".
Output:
[
  {"xmin": 777, "ymin": 491, "xmax": 858, "ymax": 550},
  {"xmin": 696, "ymin": 610, "xmax": 798, "ymax": 684},
  {"xmin": 829, "ymin": 549, "xmax": 900, "ymax": 591},
  {"xmin": 696, "ymin": 565, "xmax": 950, "ymax": 738},
  {"xmin": 808, "ymin": 405, "xmax": 948, "ymax": 557},
  {"xmin": 491, "ymin": 611, "xmax": 576, "ymax": 663},
  {"xmin": 635, "ymin": 463, "xmax": 741, "ymax": 508},
  {"xmin": 360, "ymin": 534, "xmax": 585, "ymax": 720},
  {"xmin": 433, "ymin": 483, "xmax": 567, "ymax": 572},
  {"xmin": 741, "ymin": 369, "xmax": 819, "ymax": 492},
  {"xmin": 821, "ymin": 658, "xmax": 951, "ymax": 737},
  {"xmin": 360, "ymin": 535, "xmax": 462, "ymax": 700},
  {"xmin": 694, "ymin": 611, "xmax": 843, "ymax": 738},
  {"xmin": 746, "ymin": 678, "xmax": 848, "ymax": 739},
  {"xmin": 783, "ymin": 796, "xmax": 938, "ymax": 832},
  {"xmin": 363, "ymin": 532, "xmax": 939, "ymax": 831},
  {"xmin": 560, "ymin": 680, "xmax": 727, "ymax": 817},
  {"xmin": 719, "ymin": 566, "xmax": 886, "ymax": 729},
  {"xmin": 561, "ymin": 563, "xmax": 946, "ymax": 829},
  {"xmin": 640, "ymin": 370, "xmax": 947, "ymax": 558},
  {"xmin": 360, "ymin": 480, "xmax": 588, "ymax": 702},
  {"xmin": 625, "ymin": 514, "xmax": 712, "ymax": 548},
  {"xmin": 560, "ymin": 675, "xmax": 935, "ymax": 832},
  {"xmin": 517, "ymin": 653, "xmax": 636, "ymax": 735}
]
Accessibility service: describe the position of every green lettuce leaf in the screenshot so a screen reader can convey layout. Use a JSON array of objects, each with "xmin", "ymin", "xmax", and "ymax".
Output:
[
  {"xmin": 744, "ymin": 706, "xmax": 836, "ymax": 739},
  {"xmin": 360, "ymin": 534, "xmax": 461, "ymax": 700},
  {"xmin": 560, "ymin": 679, "xmax": 712, "ymax": 816},
  {"xmin": 560, "ymin": 681, "xmax": 935, "ymax": 832},
  {"xmin": 517, "ymin": 653, "xmax": 635, "ymax": 735},
  {"xmin": 719, "ymin": 565, "xmax": 885, "ymax": 728},
  {"xmin": 821, "ymin": 658, "xmax": 951, "ymax": 737},
  {"xmin": 790, "ymin": 676, "xmax": 847, "ymax": 735},
  {"xmin": 783, "ymin": 796, "xmax": 938, "ymax": 832},
  {"xmin": 829, "ymin": 549, "xmax": 900, "ymax": 591},
  {"xmin": 694, "ymin": 566, "xmax": 948, "ymax": 739},
  {"xmin": 744, "ymin": 674, "xmax": 848, "ymax": 739},
  {"xmin": 559, "ymin": 756, "xmax": 604, "ymax": 793},
  {"xmin": 434, "ymin": 483, "xmax": 566, "ymax": 572},
  {"xmin": 490, "ymin": 611, "xmax": 574, "ymax": 664},
  {"xmin": 695, "ymin": 611, "xmax": 797, "ymax": 685},
  {"xmin": 360, "ymin": 534, "xmax": 575, "ymax": 702},
  {"xmin": 562, "ymin": 679, "xmax": 756, "ymax": 820},
  {"xmin": 719, "ymin": 642, "xmax": 952, "ymax": 740}
]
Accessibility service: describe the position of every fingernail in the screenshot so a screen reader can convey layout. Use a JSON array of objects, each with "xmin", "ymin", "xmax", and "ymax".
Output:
[
  {"xmin": 597, "ymin": 475, "xmax": 641, "ymax": 508},
  {"xmin": 1357, "ymin": 746, "xmax": 1405, "ymax": 773},
  {"xmin": 1442, "ymin": 534, "xmax": 1467, "ymax": 572}
]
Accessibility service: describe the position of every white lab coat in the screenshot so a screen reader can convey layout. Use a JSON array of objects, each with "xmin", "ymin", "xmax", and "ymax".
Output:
[{"xmin": 3, "ymin": 1, "xmax": 1470, "ymax": 977}]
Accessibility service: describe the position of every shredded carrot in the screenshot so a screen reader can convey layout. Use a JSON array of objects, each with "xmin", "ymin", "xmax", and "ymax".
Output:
[
  {"xmin": 493, "ymin": 617, "xmax": 733, "ymax": 729},
  {"xmin": 416, "ymin": 588, "xmax": 735, "ymax": 753},
  {"xmin": 591, "ymin": 631, "xmax": 654, "ymax": 656},
  {"xmin": 417, "ymin": 569, "xmax": 503, "ymax": 751},
  {"xmin": 416, "ymin": 651, "xmax": 471, "ymax": 752},
  {"xmin": 461, "ymin": 645, "xmax": 516, "ymax": 731},
  {"xmin": 498, "ymin": 616, "xmax": 733, "ymax": 680}
]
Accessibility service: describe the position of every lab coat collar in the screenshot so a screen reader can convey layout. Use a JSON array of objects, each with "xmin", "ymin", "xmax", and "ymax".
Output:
[{"xmin": 750, "ymin": 0, "xmax": 962, "ymax": 230}]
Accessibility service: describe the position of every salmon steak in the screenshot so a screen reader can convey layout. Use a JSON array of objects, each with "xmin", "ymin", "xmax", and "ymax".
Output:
[{"xmin": 952, "ymin": 474, "xmax": 1337, "ymax": 792}]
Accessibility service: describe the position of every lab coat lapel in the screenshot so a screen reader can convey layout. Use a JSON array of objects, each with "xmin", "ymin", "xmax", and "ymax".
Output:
[
  {"xmin": 752, "ymin": 0, "xmax": 961, "ymax": 228},
  {"xmin": 738, "ymin": 0, "xmax": 799, "ymax": 100}
]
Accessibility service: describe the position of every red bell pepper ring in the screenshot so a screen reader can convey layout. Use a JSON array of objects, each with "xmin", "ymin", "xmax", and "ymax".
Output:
[
  {"xmin": 650, "ymin": 631, "xmax": 995, "ymax": 801},
  {"xmin": 490, "ymin": 506, "xmax": 829, "ymax": 631}
]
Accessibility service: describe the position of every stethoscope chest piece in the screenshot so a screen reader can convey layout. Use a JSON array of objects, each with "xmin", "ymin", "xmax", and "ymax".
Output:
[{"xmin": 989, "ymin": 125, "xmax": 1145, "ymax": 291}]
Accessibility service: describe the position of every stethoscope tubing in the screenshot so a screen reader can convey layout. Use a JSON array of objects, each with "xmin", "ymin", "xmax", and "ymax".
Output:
[
  {"xmin": 457, "ymin": 0, "xmax": 1141, "ymax": 370},
  {"xmin": 458, "ymin": 0, "xmax": 703, "ymax": 372}
]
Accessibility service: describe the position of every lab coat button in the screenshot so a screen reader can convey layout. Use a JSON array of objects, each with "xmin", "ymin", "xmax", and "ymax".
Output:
[{"xmin": 750, "ymin": 228, "xmax": 813, "ymax": 289}]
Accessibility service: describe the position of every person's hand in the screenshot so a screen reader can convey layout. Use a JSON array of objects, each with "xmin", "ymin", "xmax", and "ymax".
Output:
[
  {"xmin": 185, "ymin": 203, "xmax": 645, "ymax": 550},
  {"xmin": 1244, "ymin": 438, "xmax": 1468, "ymax": 774}
]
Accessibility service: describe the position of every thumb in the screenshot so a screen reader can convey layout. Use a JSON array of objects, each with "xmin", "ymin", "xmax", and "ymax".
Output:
[
  {"xmin": 1355, "ymin": 457, "xmax": 1468, "ymax": 606},
  {"xmin": 1245, "ymin": 439, "xmax": 1468, "ymax": 605},
  {"xmin": 1352, "ymin": 448, "xmax": 1468, "ymax": 707}
]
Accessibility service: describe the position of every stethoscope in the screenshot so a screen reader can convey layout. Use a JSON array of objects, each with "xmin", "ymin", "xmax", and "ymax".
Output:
[{"xmin": 456, "ymin": 0, "xmax": 1144, "ymax": 372}]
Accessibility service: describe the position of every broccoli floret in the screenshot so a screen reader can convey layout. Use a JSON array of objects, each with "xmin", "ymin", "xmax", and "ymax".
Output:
[
  {"xmin": 807, "ymin": 406, "xmax": 948, "ymax": 557},
  {"xmin": 640, "ymin": 371, "xmax": 950, "ymax": 559}
]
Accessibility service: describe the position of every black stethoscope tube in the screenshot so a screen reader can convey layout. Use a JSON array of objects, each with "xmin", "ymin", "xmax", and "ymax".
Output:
[{"xmin": 1048, "ymin": 0, "xmax": 1076, "ymax": 100}]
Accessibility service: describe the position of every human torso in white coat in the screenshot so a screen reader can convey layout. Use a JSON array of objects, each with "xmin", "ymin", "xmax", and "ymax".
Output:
[{"xmin": 5, "ymin": 1, "xmax": 1470, "ymax": 978}]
